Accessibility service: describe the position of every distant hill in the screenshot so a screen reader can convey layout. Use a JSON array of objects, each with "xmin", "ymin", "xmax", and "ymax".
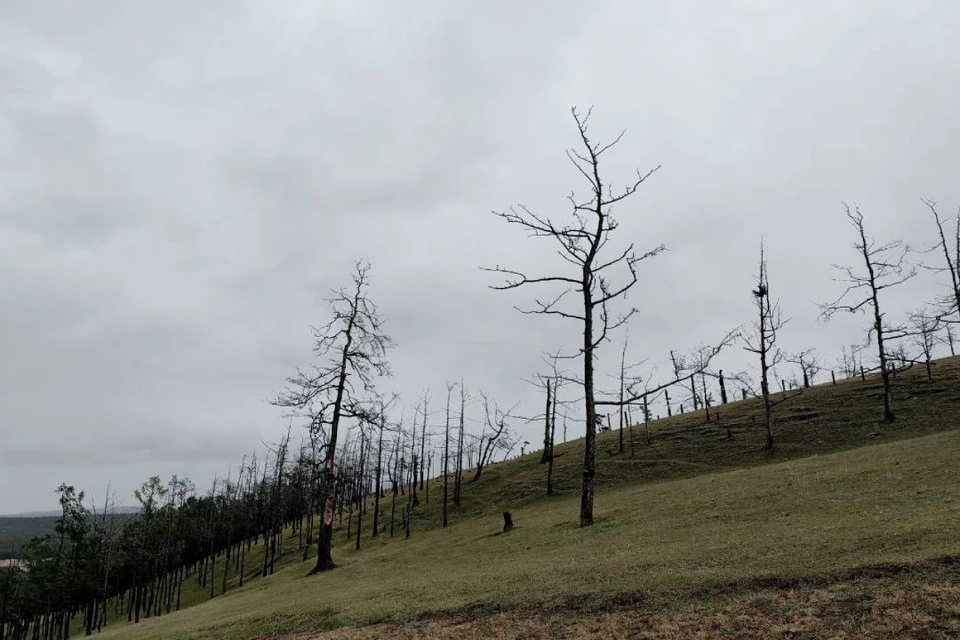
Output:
[
  {"xmin": 1, "ymin": 505, "xmax": 140, "ymax": 518},
  {"xmin": 0, "ymin": 516, "xmax": 57, "ymax": 558},
  {"xmin": 0, "ymin": 506, "xmax": 140, "ymax": 558}
]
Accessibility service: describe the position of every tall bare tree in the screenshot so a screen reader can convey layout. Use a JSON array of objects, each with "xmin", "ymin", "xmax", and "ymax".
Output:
[
  {"xmin": 442, "ymin": 381, "xmax": 456, "ymax": 528},
  {"xmin": 485, "ymin": 107, "xmax": 664, "ymax": 526},
  {"xmin": 921, "ymin": 200, "xmax": 960, "ymax": 323},
  {"xmin": 743, "ymin": 242, "xmax": 789, "ymax": 450},
  {"xmin": 419, "ymin": 390, "xmax": 429, "ymax": 492},
  {"xmin": 273, "ymin": 262, "xmax": 391, "ymax": 573},
  {"xmin": 453, "ymin": 381, "xmax": 467, "ymax": 507},
  {"xmin": 820, "ymin": 205, "xmax": 916, "ymax": 423}
]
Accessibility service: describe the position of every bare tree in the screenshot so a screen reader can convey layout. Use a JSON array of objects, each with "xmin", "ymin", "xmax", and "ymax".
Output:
[
  {"xmin": 616, "ymin": 335, "xmax": 629, "ymax": 453},
  {"xmin": 921, "ymin": 200, "xmax": 960, "ymax": 323},
  {"xmin": 453, "ymin": 381, "xmax": 467, "ymax": 507},
  {"xmin": 442, "ymin": 381, "xmax": 455, "ymax": 528},
  {"xmin": 485, "ymin": 107, "xmax": 664, "ymax": 526},
  {"xmin": 837, "ymin": 343, "xmax": 864, "ymax": 379},
  {"xmin": 539, "ymin": 377, "xmax": 554, "ymax": 464},
  {"xmin": 370, "ymin": 396, "xmax": 399, "ymax": 539},
  {"xmin": 668, "ymin": 349, "xmax": 699, "ymax": 413},
  {"xmin": 473, "ymin": 393, "xmax": 516, "ymax": 481},
  {"xmin": 624, "ymin": 367, "xmax": 662, "ymax": 450},
  {"xmin": 909, "ymin": 309, "xmax": 939, "ymax": 380},
  {"xmin": 785, "ymin": 349, "xmax": 821, "ymax": 388},
  {"xmin": 273, "ymin": 262, "xmax": 391, "ymax": 573},
  {"xmin": 419, "ymin": 391, "xmax": 429, "ymax": 493},
  {"xmin": 820, "ymin": 205, "xmax": 916, "ymax": 423},
  {"xmin": 742, "ymin": 242, "xmax": 789, "ymax": 449},
  {"xmin": 941, "ymin": 323, "xmax": 956, "ymax": 357}
]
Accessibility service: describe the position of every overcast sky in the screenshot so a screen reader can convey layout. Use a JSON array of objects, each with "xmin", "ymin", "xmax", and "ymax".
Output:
[{"xmin": 1, "ymin": 1, "xmax": 958, "ymax": 515}]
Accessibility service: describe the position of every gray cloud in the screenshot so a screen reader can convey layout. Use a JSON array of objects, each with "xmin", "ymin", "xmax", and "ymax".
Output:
[{"xmin": 1, "ymin": 1, "xmax": 958, "ymax": 514}]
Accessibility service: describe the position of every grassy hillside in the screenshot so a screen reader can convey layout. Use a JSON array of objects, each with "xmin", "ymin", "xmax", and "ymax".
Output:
[{"xmin": 91, "ymin": 357, "xmax": 960, "ymax": 639}]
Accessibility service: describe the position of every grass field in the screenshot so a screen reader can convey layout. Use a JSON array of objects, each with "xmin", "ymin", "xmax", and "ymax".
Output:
[{"xmin": 91, "ymin": 357, "xmax": 960, "ymax": 639}]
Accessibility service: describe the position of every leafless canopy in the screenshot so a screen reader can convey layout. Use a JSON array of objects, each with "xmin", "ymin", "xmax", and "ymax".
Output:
[
  {"xmin": 820, "ymin": 204, "xmax": 916, "ymax": 423},
  {"xmin": 273, "ymin": 262, "xmax": 392, "ymax": 428},
  {"xmin": 820, "ymin": 204, "xmax": 916, "ymax": 326},
  {"xmin": 597, "ymin": 327, "xmax": 740, "ymax": 408},
  {"xmin": 920, "ymin": 199, "xmax": 960, "ymax": 323},
  {"xmin": 484, "ymin": 106, "xmax": 664, "ymax": 527},
  {"xmin": 483, "ymin": 106, "xmax": 665, "ymax": 353}
]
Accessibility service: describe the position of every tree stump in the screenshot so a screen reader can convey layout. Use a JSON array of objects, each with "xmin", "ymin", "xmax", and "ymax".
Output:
[{"xmin": 502, "ymin": 511, "xmax": 515, "ymax": 532}]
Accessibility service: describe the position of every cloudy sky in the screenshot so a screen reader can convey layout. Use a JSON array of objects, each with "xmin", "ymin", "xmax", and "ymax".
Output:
[{"xmin": 1, "ymin": 1, "xmax": 958, "ymax": 514}]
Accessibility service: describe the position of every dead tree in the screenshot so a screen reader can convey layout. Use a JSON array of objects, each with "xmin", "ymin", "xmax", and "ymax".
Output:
[
  {"xmin": 820, "ymin": 205, "xmax": 916, "ymax": 423},
  {"xmin": 370, "ymin": 397, "xmax": 398, "ymax": 538},
  {"xmin": 743, "ymin": 242, "xmax": 789, "ymax": 450},
  {"xmin": 942, "ymin": 324, "xmax": 956, "ymax": 356},
  {"xmin": 407, "ymin": 408, "xmax": 419, "ymax": 510},
  {"xmin": 474, "ymin": 392, "xmax": 515, "ymax": 481},
  {"xmin": 388, "ymin": 434, "xmax": 401, "ymax": 537},
  {"xmin": 417, "ymin": 389, "xmax": 430, "ymax": 494},
  {"xmin": 485, "ymin": 108, "xmax": 664, "ymax": 526},
  {"xmin": 354, "ymin": 428, "xmax": 367, "ymax": 551},
  {"xmin": 624, "ymin": 369, "xmax": 662, "ymax": 450},
  {"xmin": 909, "ymin": 309, "xmax": 939, "ymax": 380},
  {"xmin": 614, "ymin": 342, "xmax": 653, "ymax": 453},
  {"xmin": 453, "ymin": 381, "xmax": 467, "ymax": 507},
  {"xmin": 838, "ymin": 344, "xmax": 864, "ymax": 379},
  {"xmin": 668, "ymin": 350, "xmax": 699, "ymax": 413},
  {"xmin": 785, "ymin": 349, "xmax": 820, "ymax": 388},
  {"xmin": 539, "ymin": 378, "xmax": 554, "ymax": 464},
  {"xmin": 921, "ymin": 200, "xmax": 960, "ymax": 323},
  {"xmin": 442, "ymin": 381, "xmax": 455, "ymax": 528},
  {"xmin": 371, "ymin": 408, "xmax": 385, "ymax": 538},
  {"xmin": 546, "ymin": 395, "xmax": 558, "ymax": 495},
  {"xmin": 617, "ymin": 336, "xmax": 628, "ymax": 453},
  {"xmin": 273, "ymin": 262, "xmax": 392, "ymax": 573}
]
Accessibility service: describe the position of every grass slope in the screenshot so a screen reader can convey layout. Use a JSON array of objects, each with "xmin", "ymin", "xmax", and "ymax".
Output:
[{"xmin": 94, "ymin": 357, "xmax": 960, "ymax": 639}]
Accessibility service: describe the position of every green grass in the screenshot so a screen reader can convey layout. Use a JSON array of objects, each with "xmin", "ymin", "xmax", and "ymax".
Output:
[{"xmin": 91, "ymin": 356, "xmax": 960, "ymax": 639}]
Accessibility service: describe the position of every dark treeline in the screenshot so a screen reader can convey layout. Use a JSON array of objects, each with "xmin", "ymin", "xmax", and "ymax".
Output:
[
  {"xmin": 0, "ymin": 424, "xmax": 332, "ymax": 640},
  {"xmin": 0, "ymin": 368, "xmax": 519, "ymax": 639}
]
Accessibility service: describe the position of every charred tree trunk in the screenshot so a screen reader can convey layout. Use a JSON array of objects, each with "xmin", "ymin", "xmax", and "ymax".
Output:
[{"xmin": 540, "ymin": 379, "xmax": 553, "ymax": 463}]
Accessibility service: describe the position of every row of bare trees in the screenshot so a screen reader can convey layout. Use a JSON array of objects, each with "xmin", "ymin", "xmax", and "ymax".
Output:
[
  {"xmin": 487, "ymin": 107, "xmax": 960, "ymax": 529},
  {"xmin": 270, "ymin": 263, "xmax": 529, "ymax": 571}
]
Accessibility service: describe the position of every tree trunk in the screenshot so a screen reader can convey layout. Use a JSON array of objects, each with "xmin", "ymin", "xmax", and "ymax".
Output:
[
  {"xmin": 454, "ymin": 384, "xmax": 465, "ymax": 507},
  {"xmin": 372, "ymin": 418, "xmax": 384, "ymax": 538},
  {"xmin": 580, "ymin": 275, "xmax": 596, "ymax": 527},
  {"xmin": 540, "ymin": 379, "xmax": 553, "ymax": 463},
  {"xmin": 443, "ymin": 390, "xmax": 450, "ymax": 527}
]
